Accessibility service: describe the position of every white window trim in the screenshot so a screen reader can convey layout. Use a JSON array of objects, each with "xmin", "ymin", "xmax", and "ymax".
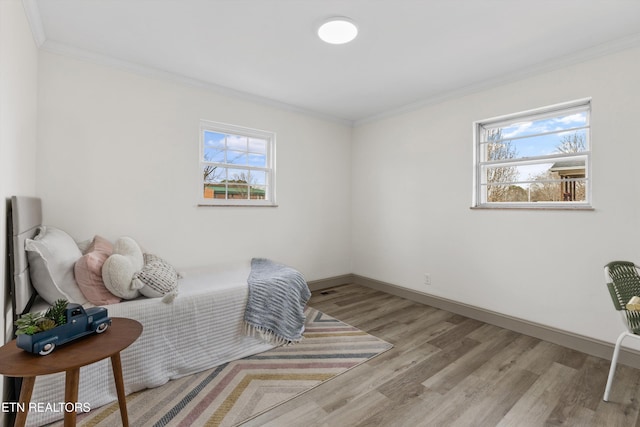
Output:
[
  {"xmin": 472, "ymin": 98, "xmax": 592, "ymax": 210},
  {"xmin": 198, "ymin": 120, "xmax": 277, "ymax": 207}
]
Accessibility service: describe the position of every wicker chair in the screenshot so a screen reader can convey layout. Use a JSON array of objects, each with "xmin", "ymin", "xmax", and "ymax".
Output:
[{"xmin": 603, "ymin": 261, "xmax": 640, "ymax": 401}]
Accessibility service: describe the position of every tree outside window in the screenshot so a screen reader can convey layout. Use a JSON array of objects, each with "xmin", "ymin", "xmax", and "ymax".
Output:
[{"xmin": 474, "ymin": 99, "xmax": 591, "ymax": 209}]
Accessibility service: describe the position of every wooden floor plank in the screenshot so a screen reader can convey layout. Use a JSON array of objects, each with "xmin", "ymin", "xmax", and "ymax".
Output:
[
  {"xmin": 497, "ymin": 362, "xmax": 577, "ymax": 426},
  {"xmin": 244, "ymin": 284, "xmax": 640, "ymax": 426},
  {"xmin": 423, "ymin": 327, "xmax": 521, "ymax": 394},
  {"xmin": 451, "ymin": 368, "xmax": 540, "ymax": 427}
]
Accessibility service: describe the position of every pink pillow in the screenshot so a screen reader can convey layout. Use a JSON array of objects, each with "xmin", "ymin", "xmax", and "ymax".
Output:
[{"xmin": 74, "ymin": 236, "xmax": 121, "ymax": 305}]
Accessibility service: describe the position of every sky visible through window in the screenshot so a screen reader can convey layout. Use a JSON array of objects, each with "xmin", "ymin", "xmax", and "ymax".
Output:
[
  {"xmin": 203, "ymin": 131, "xmax": 268, "ymax": 186},
  {"xmin": 496, "ymin": 111, "xmax": 588, "ymax": 158},
  {"xmin": 204, "ymin": 131, "xmax": 267, "ymax": 168},
  {"xmin": 483, "ymin": 111, "xmax": 588, "ymax": 185}
]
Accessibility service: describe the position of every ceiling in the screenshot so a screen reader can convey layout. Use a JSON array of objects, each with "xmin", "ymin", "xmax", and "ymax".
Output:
[{"xmin": 27, "ymin": 0, "xmax": 640, "ymax": 124}]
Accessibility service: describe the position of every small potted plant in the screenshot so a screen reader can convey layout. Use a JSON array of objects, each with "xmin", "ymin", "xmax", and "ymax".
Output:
[{"xmin": 15, "ymin": 299, "xmax": 111, "ymax": 355}]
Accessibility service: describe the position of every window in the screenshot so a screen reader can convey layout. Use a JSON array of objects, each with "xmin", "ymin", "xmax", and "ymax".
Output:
[
  {"xmin": 473, "ymin": 99, "xmax": 591, "ymax": 209},
  {"xmin": 199, "ymin": 120, "xmax": 276, "ymax": 206}
]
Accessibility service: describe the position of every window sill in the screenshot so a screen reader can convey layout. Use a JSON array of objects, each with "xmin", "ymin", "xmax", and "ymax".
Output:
[
  {"xmin": 197, "ymin": 203, "xmax": 279, "ymax": 207},
  {"xmin": 471, "ymin": 204, "xmax": 594, "ymax": 211}
]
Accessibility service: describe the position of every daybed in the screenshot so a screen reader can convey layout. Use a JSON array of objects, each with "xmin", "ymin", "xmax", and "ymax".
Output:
[{"xmin": 7, "ymin": 196, "xmax": 310, "ymax": 426}]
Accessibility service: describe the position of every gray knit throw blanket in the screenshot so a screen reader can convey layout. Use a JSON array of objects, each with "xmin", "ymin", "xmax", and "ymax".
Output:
[{"xmin": 244, "ymin": 258, "xmax": 311, "ymax": 346}]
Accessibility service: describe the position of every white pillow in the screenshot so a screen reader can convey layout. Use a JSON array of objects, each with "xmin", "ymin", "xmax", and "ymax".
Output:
[
  {"xmin": 25, "ymin": 226, "xmax": 87, "ymax": 305},
  {"xmin": 102, "ymin": 237, "xmax": 145, "ymax": 299}
]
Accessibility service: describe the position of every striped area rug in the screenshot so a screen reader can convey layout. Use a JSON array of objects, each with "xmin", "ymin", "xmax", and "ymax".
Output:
[{"xmin": 71, "ymin": 307, "xmax": 392, "ymax": 426}]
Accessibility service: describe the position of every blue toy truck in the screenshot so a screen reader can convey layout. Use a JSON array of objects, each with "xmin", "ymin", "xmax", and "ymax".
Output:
[{"xmin": 16, "ymin": 304, "xmax": 111, "ymax": 355}]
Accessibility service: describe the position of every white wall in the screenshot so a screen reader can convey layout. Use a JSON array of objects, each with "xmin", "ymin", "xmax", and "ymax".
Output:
[
  {"xmin": 36, "ymin": 52, "xmax": 352, "ymax": 281},
  {"xmin": 0, "ymin": 0, "xmax": 38, "ymax": 341},
  {"xmin": 0, "ymin": 1, "xmax": 39, "ymax": 418},
  {"xmin": 352, "ymin": 46, "xmax": 640, "ymax": 345}
]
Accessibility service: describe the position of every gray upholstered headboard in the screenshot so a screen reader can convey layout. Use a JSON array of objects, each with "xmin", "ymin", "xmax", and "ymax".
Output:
[{"xmin": 8, "ymin": 196, "xmax": 42, "ymax": 320}]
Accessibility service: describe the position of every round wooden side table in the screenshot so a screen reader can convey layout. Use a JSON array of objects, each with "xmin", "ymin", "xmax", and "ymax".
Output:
[{"xmin": 0, "ymin": 317, "xmax": 142, "ymax": 427}]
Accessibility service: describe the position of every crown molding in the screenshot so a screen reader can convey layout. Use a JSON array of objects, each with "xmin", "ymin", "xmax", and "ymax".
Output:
[
  {"xmin": 38, "ymin": 39, "xmax": 352, "ymax": 127},
  {"xmin": 21, "ymin": 0, "xmax": 351, "ymax": 126},
  {"xmin": 22, "ymin": 0, "xmax": 46, "ymax": 47},
  {"xmin": 355, "ymin": 32, "xmax": 640, "ymax": 126}
]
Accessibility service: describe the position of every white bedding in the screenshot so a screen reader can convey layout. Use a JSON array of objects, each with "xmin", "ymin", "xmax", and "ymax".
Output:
[{"xmin": 25, "ymin": 261, "xmax": 274, "ymax": 427}]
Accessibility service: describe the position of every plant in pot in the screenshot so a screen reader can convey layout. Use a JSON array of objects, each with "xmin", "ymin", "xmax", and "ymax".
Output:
[
  {"xmin": 15, "ymin": 299, "xmax": 68, "ymax": 336},
  {"xmin": 14, "ymin": 299, "xmax": 111, "ymax": 355}
]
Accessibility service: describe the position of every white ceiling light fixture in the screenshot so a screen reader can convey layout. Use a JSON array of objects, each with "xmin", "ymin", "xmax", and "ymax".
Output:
[{"xmin": 318, "ymin": 17, "xmax": 358, "ymax": 45}]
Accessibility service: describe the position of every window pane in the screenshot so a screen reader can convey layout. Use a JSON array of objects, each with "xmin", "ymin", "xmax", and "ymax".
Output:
[
  {"xmin": 203, "ymin": 131, "xmax": 226, "ymax": 162},
  {"xmin": 203, "ymin": 183, "xmax": 213, "ymax": 199},
  {"xmin": 529, "ymin": 179, "xmax": 586, "ymax": 202},
  {"xmin": 483, "ymin": 159, "xmax": 586, "ymax": 185},
  {"xmin": 248, "ymin": 153, "xmax": 266, "ymax": 167},
  {"xmin": 483, "ymin": 164, "xmax": 586, "ymax": 203},
  {"xmin": 227, "ymin": 168, "xmax": 249, "ymax": 183},
  {"xmin": 484, "ymin": 183, "xmax": 529, "ymax": 202},
  {"xmin": 250, "ymin": 186, "xmax": 267, "ymax": 200},
  {"xmin": 250, "ymin": 170, "xmax": 267, "ymax": 185},
  {"xmin": 204, "ymin": 147, "xmax": 225, "ymax": 163},
  {"xmin": 248, "ymin": 138, "xmax": 267, "ymax": 154},
  {"xmin": 203, "ymin": 131, "xmax": 226, "ymax": 150},
  {"xmin": 226, "ymin": 135, "xmax": 247, "ymax": 151},
  {"xmin": 484, "ymin": 181, "xmax": 586, "ymax": 203},
  {"xmin": 484, "ymin": 111, "xmax": 587, "ymax": 141},
  {"xmin": 227, "ymin": 151, "xmax": 247, "ymax": 165},
  {"xmin": 227, "ymin": 183, "xmax": 249, "ymax": 199},
  {"xmin": 203, "ymin": 165, "xmax": 224, "ymax": 183},
  {"xmin": 482, "ymin": 129, "xmax": 587, "ymax": 161},
  {"xmin": 203, "ymin": 183, "xmax": 226, "ymax": 199},
  {"xmin": 482, "ymin": 163, "xmax": 557, "ymax": 185}
]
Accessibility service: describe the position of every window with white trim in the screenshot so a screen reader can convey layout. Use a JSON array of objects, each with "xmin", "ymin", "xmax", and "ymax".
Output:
[
  {"xmin": 199, "ymin": 120, "xmax": 276, "ymax": 206},
  {"xmin": 473, "ymin": 99, "xmax": 591, "ymax": 209}
]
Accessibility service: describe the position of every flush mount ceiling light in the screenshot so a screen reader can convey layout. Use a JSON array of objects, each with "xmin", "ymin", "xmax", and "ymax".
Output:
[{"xmin": 317, "ymin": 17, "xmax": 358, "ymax": 45}]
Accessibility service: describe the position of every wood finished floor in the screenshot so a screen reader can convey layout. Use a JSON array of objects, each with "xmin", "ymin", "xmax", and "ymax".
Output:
[{"xmin": 243, "ymin": 284, "xmax": 640, "ymax": 427}]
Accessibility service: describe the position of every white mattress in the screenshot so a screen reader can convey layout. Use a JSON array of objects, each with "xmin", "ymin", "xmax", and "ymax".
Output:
[{"xmin": 25, "ymin": 261, "xmax": 274, "ymax": 426}]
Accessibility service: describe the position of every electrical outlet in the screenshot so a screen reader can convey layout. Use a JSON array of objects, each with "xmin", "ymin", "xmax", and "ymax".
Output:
[{"xmin": 424, "ymin": 273, "xmax": 431, "ymax": 286}]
